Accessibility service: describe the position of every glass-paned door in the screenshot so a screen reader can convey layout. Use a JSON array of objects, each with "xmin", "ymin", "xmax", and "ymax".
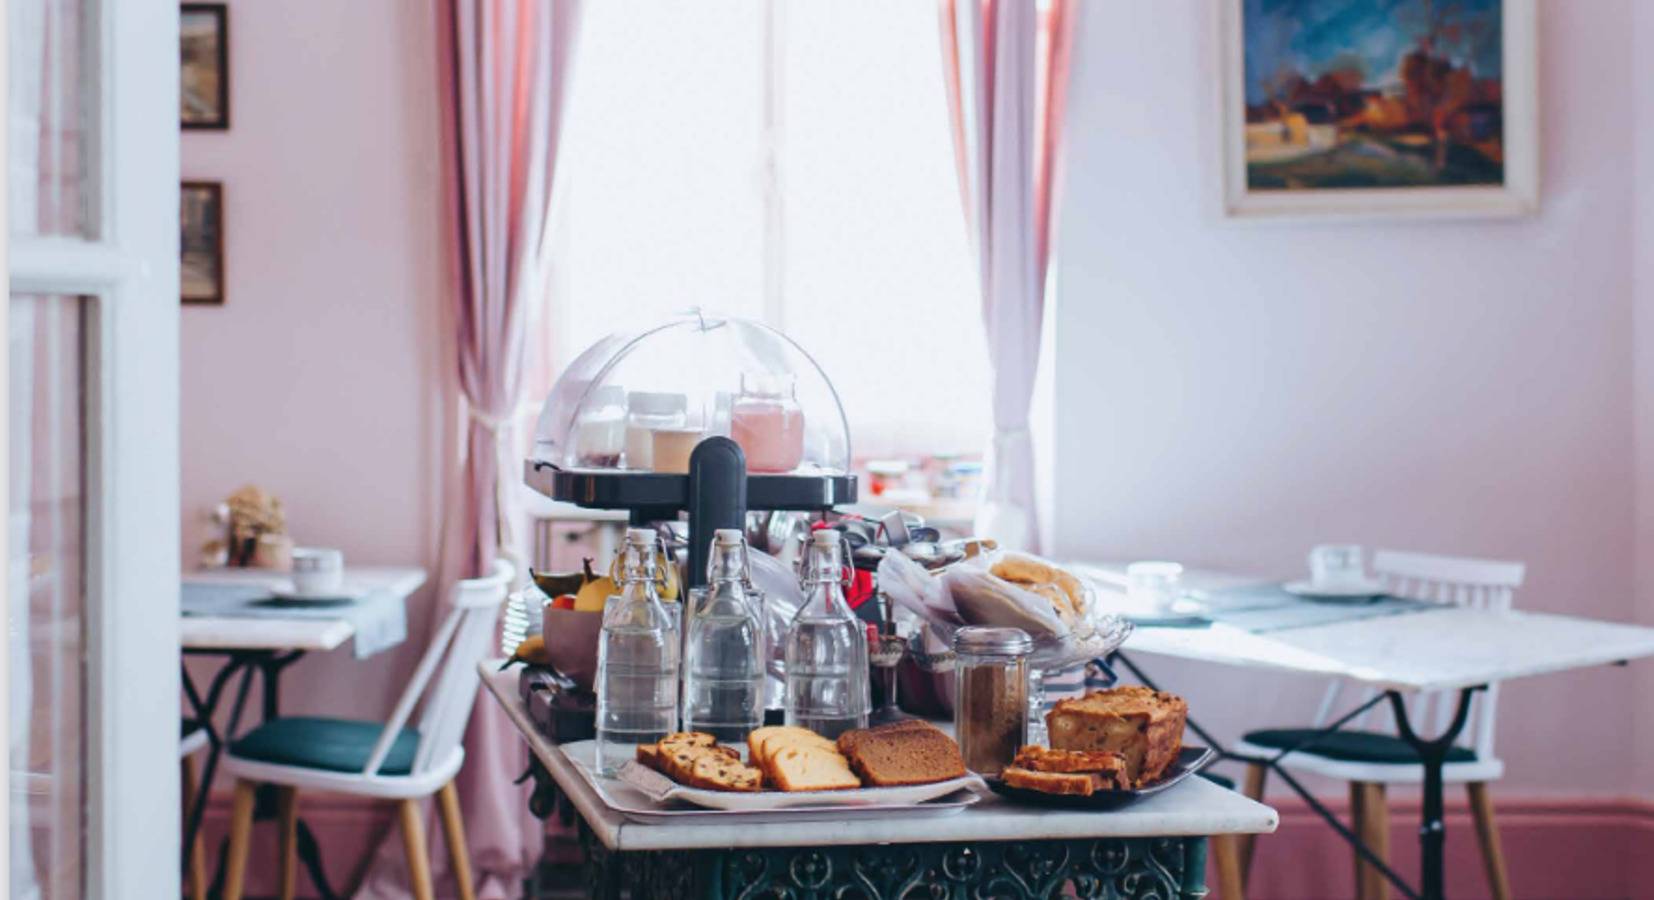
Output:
[
  {"xmin": 9, "ymin": 0, "xmax": 179, "ymax": 894},
  {"xmin": 9, "ymin": 295, "xmax": 89, "ymax": 900}
]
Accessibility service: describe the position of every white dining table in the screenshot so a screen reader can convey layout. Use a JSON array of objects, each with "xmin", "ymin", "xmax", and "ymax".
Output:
[
  {"xmin": 180, "ymin": 565, "xmax": 428, "ymax": 651},
  {"xmin": 1074, "ymin": 564, "xmax": 1654, "ymax": 694},
  {"xmin": 1071, "ymin": 562, "xmax": 1654, "ymax": 900},
  {"xmin": 179, "ymin": 565, "xmax": 427, "ymax": 900}
]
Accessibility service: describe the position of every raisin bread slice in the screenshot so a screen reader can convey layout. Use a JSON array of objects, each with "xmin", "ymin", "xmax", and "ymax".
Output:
[{"xmin": 689, "ymin": 753, "xmax": 764, "ymax": 792}]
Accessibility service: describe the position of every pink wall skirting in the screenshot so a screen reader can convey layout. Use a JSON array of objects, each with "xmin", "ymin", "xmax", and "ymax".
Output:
[
  {"xmin": 197, "ymin": 793, "xmax": 394, "ymax": 899},
  {"xmin": 198, "ymin": 793, "xmax": 1654, "ymax": 899},
  {"xmin": 1238, "ymin": 795, "xmax": 1654, "ymax": 900}
]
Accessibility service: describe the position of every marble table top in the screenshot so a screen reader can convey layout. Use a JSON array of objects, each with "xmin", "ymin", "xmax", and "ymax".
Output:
[
  {"xmin": 479, "ymin": 664, "xmax": 1278, "ymax": 853},
  {"xmin": 180, "ymin": 566, "xmax": 427, "ymax": 651},
  {"xmin": 1077, "ymin": 563, "xmax": 1654, "ymax": 693}
]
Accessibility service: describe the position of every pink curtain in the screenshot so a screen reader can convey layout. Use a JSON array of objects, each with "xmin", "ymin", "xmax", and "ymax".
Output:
[
  {"xmin": 939, "ymin": 0, "xmax": 1077, "ymax": 553},
  {"xmin": 360, "ymin": 1, "xmax": 581, "ymax": 898}
]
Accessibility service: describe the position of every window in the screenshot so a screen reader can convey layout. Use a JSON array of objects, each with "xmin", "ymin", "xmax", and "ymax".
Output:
[{"xmin": 539, "ymin": 1, "xmax": 993, "ymax": 459}]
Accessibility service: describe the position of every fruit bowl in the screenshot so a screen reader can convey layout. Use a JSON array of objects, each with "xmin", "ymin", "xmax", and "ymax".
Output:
[{"xmin": 541, "ymin": 605, "xmax": 605, "ymax": 692}]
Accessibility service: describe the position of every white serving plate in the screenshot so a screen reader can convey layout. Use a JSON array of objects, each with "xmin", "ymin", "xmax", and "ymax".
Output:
[
  {"xmin": 561, "ymin": 740, "xmax": 984, "ymax": 823},
  {"xmin": 1281, "ymin": 578, "xmax": 1387, "ymax": 601}
]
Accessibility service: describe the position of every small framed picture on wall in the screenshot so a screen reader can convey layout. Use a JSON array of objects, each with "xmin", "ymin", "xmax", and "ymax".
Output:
[
  {"xmin": 181, "ymin": 181, "xmax": 225, "ymax": 305},
  {"xmin": 181, "ymin": 3, "xmax": 229, "ymax": 129}
]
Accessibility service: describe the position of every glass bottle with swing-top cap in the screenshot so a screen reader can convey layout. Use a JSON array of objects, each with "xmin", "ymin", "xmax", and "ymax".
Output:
[
  {"xmin": 595, "ymin": 527, "xmax": 680, "ymax": 775},
  {"xmin": 784, "ymin": 530, "xmax": 871, "ymax": 739},
  {"xmin": 682, "ymin": 529, "xmax": 765, "ymax": 746}
]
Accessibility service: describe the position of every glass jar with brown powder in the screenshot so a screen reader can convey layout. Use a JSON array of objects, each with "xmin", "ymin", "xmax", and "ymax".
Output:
[{"xmin": 952, "ymin": 627, "xmax": 1032, "ymax": 776}]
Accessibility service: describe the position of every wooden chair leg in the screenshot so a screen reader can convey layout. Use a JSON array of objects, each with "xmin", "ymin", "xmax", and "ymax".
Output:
[
  {"xmin": 276, "ymin": 786, "xmax": 300, "ymax": 900},
  {"xmin": 437, "ymin": 781, "xmax": 478, "ymax": 900},
  {"xmin": 1468, "ymin": 782, "xmax": 1512, "ymax": 900},
  {"xmin": 1238, "ymin": 762, "xmax": 1268, "ymax": 887},
  {"xmin": 180, "ymin": 756, "xmax": 207, "ymax": 900},
  {"xmin": 223, "ymin": 779, "xmax": 258, "ymax": 900},
  {"xmin": 1352, "ymin": 782, "xmax": 1390, "ymax": 900},
  {"xmin": 1211, "ymin": 834, "xmax": 1246, "ymax": 900},
  {"xmin": 399, "ymin": 798, "xmax": 437, "ymax": 900}
]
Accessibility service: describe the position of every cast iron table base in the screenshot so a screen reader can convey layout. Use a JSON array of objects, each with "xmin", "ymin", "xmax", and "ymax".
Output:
[
  {"xmin": 519, "ymin": 754, "xmax": 1209, "ymax": 900},
  {"xmin": 181, "ymin": 648, "xmax": 341, "ymax": 900}
]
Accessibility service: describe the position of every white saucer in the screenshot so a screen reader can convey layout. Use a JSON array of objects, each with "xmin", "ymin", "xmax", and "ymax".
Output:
[
  {"xmin": 1282, "ymin": 578, "xmax": 1387, "ymax": 601},
  {"xmin": 270, "ymin": 584, "xmax": 369, "ymax": 603}
]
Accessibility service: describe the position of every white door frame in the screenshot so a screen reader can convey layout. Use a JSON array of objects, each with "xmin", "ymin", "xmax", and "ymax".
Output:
[{"xmin": 9, "ymin": 0, "xmax": 181, "ymax": 894}]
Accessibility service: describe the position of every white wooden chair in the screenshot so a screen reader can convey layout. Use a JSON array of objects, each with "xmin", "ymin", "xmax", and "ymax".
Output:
[
  {"xmin": 1233, "ymin": 550, "xmax": 1525, "ymax": 900},
  {"xmin": 221, "ymin": 560, "xmax": 512, "ymax": 900},
  {"xmin": 180, "ymin": 722, "xmax": 210, "ymax": 900}
]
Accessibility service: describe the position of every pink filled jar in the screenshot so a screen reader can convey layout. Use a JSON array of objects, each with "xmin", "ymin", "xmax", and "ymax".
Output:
[{"xmin": 730, "ymin": 373, "xmax": 805, "ymax": 473}]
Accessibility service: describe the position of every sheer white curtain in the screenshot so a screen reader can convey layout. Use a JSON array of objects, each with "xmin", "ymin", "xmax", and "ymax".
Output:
[
  {"xmin": 9, "ymin": 0, "xmax": 45, "ymax": 895},
  {"xmin": 939, "ymin": 0, "xmax": 1077, "ymax": 552}
]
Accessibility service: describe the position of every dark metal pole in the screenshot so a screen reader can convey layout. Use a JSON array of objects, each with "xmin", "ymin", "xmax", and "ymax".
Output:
[
  {"xmin": 1389, "ymin": 688, "xmax": 1478, "ymax": 900},
  {"xmin": 685, "ymin": 437, "xmax": 748, "ymax": 588},
  {"xmin": 1113, "ymin": 650, "xmax": 1424, "ymax": 900}
]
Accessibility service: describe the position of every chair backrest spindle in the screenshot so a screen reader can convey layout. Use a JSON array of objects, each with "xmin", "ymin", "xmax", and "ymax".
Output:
[{"xmin": 361, "ymin": 560, "xmax": 513, "ymax": 778}]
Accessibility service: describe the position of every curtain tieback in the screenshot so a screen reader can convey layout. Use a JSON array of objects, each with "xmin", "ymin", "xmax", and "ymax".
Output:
[
  {"xmin": 992, "ymin": 425, "xmax": 1033, "ymax": 451},
  {"xmin": 467, "ymin": 406, "xmax": 511, "ymax": 433}
]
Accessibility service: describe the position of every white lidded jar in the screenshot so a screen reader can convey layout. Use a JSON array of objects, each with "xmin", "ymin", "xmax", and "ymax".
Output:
[
  {"xmin": 595, "ymin": 528, "xmax": 680, "ymax": 775},
  {"xmin": 623, "ymin": 391, "xmax": 687, "ymax": 471},
  {"xmin": 573, "ymin": 384, "xmax": 627, "ymax": 469}
]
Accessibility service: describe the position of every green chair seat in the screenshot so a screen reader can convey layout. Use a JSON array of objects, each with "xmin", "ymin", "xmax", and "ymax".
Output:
[
  {"xmin": 1243, "ymin": 729, "xmax": 1476, "ymax": 765},
  {"xmin": 230, "ymin": 717, "xmax": 421, "ymax": 775}
]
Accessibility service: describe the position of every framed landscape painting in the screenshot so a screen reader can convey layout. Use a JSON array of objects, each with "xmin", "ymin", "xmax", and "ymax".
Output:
[{"xmin": 1217, "ymin": 0, "xmax": 1537, "ymax": 221}]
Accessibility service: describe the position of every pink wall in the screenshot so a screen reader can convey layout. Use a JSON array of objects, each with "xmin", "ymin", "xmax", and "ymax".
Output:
[
  {"xmin": 176, "ymin": 0, "xmax": 1654, "ymax": 816},
  {"xmin": 1635, "ymin": 0, "xmax": 1654, "ymax": 798},
  {"xmin": 1053, "ymin": 0, "xmax": 1643, "ymax": 796},
  {"xmin": 180, "ymin": 0, "xmax": 448, "ymax": 723}
]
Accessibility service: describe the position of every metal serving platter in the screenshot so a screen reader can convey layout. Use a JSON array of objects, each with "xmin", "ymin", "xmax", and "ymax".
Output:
[
  {"xmin": 985, "ymin": 746, "xmax": 1216, "ymax": 810},
  {"xmin": 560, "ymin": 740, "xmax": 983, "ymax": 825}
]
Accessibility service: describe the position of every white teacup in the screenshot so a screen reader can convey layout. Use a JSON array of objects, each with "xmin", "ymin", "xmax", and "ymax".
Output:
[
  {"xmin": 1127, "ymin": 561, "xmax": 1184, "ymax": 613},
  {"xmin": 1308, "ymin": 544, "xmax": 1364, "ymax": 587},
  {"xmin": 291, "ymin": 547, "xmax": 345, "ymax": 596}
]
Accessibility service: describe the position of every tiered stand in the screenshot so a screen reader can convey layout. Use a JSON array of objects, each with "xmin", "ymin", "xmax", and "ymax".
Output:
[{"xmin": 525, "ymin": 437, "xmax": 855, "ymax": 587}]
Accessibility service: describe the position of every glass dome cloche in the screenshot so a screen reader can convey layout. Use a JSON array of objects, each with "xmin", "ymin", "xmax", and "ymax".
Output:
[{"xmin": 533, "ymin": 310, "xmax": 852, "ymax": 477}]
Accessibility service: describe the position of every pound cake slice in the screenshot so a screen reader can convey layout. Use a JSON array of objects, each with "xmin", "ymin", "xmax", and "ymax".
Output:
[
  {"xmin": 749, "ymin": 725, "xmax": 836, "ymax": 768},
  {"xmin": 1045, "ymin": 686, "xmax": 1187, "ymax": 785},
  {"xmin": 1011, "ymin": 745, "xmax": 1131, "ymax": 779},
  {"xmin": 838, "ymin": 721, "xmax": 967, "ymax": 787},
  {"xmin": 767, "ymin": 744, "xmax": 862, "ymax": 791},
  {"xmin": 1001, "ymin": 766, "xmax": 1124, "ymax": 796}
]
